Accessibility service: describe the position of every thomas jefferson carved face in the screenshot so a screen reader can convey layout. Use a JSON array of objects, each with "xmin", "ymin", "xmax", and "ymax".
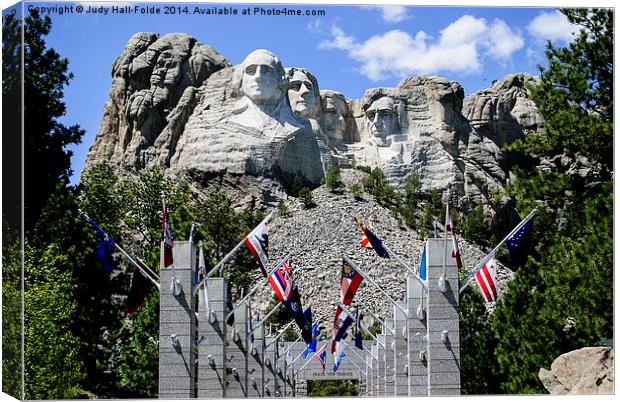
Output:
[
  {"xmin": 323, "ymin": 93, "xmax": 348, "ymax": 141},
  {"xmin": 288, "ymin": 70, "xmax": 316, "ymax": 118},
  {"xmin": 365, "ymin": 96, "xmax": 399, "ymax": 145},
  {"xmin": 240, "ymin": 50, "xmax": 285, "ymax": 105}
]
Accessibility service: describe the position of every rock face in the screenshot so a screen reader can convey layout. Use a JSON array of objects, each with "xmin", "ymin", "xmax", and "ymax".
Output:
[
  {"xmin": 85, "ymin": 32, "xmax": 543, "ymax": 210},
  {"xmin": 538, "ymin": 347, "xmax": 614, "ymax": 394},
  {"xmin": 250, "ymin": 170, "xmax": 514, "ymax": 327},
  {"xmin": 86, "ymin": 32, "xmax": 229, "ymax": 170}
]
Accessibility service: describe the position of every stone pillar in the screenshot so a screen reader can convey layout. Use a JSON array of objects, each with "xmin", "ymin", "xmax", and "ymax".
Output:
[
  {"xmin": 407, "ymin": 275, "xmax": 429, "ymax": 396},
  {"xmin": 159, "ymin": 241, "xmax": 196, "ymax": 398},
  {"xmin": 393, "ymin": 301, "xmax": 408, "ymax": 396},
  {"xmin": 225, "ymin": 304, "xmax": 248, "ymax": 398},
  {"xmin": 426, "ymin": 238, "xmax": 460, "ymax": 395},
  {"xmin": 197, "ymin": 277, "xmax": 227, "ymax": 398},
  {"xmin": 377, "ymin": 335, "xmax": 386, "ymax": 396},
  {"xmin": 366, "ymin": 354, "xmax": 374, "ymax": 397},
  {"xmin": 295, "ymin": 379, "xmax": 307, "ymax": 396},
  {"xmin": 384, "ymin": 319, "xmax": 395, "ymax": 395},
  {"xmin": 263, "ymin": 336, "xmax": 277, "ymax": 398},
  {"xmin": 247, "ymin": 320, "xmax": 264, "ymax": 397}
]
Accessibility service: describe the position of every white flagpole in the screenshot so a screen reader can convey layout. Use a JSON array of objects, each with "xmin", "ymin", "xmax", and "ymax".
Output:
[
  {"xmin": 136, "ymin": 257, "xmax": 160, "ymax": 281},
  {"xmin": 357, "ymin": 299, "xmax": 395, "ymax": 335},
  {"xmin": 204, "ymin": 210, "xmax": 274, "ymax": 280},
  {"xmin": 341, "ymin": 340, "xmax": 372, "ymax": 369},
  {"xmin": 343, "ymin": 256, "xmax": 407, "ymax": 316},
  {"xmin": 337, "ymin": 303, "xmax": 384, "ymax": 348},
  {"xmin": 77, "ymin": 209, "xmax": 161, "ymax": 289},
  {"xmin": 294, "ymin": 343, "xmax": 325, "ymax": 376},
  {"xmin": 459, "ymin": 209, "xmax": 538, "ymax": 294},
  {"xmin": 265, "ymin": 320, "xmax": 296, "ymax": 349}
]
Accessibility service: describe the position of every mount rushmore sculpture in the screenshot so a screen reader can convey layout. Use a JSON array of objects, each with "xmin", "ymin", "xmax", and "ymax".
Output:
[{"xmin": 85, "ymin": 32, "xmax": 543, "ymax": 208}]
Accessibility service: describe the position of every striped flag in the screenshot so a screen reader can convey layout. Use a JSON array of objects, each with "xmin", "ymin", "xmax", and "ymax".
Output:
[
  {"xmin": 268, "ymin": 257, "xmax": 293, "ymax": 302},
  {"xmin": 244, "ymin": 221, "xmax": 270, "ymax": 277},
  {"xmin": 315, "ymin": 344, "xmax": 328, "ymax": 373},
  {"xmin": 445, "ymin": 203, "xmax": 463, "ymax": 270},
  {"xmin": 475, "ymin": 254, "xmax": 499, "ymax": 302},
  {"xmin": 340, "ymin": 258, "xmax": 363, "ymax": 305},
  {"xmin": 332, "ymin": 305, "xmax": 353, "ymax": 353},
  {"xmin": 354, "ymin": 216, "xmax": 389, "ymax": 258},
  {"xmin": 162, "ymin": 200, "xmax": 174, "ymax": 268}
]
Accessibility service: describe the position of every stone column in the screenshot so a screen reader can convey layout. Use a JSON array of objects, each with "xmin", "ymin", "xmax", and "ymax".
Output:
[
  {"xmin": 366, "ymin": 354, "xmax": 374, "ymax": 397},
  {"xmin": 225, "ymin": 304, "xmax": 248, "ymax": 398},
  {"xmin": 247, "ymin": 319, "xmax": 264, "ymax": 397},
  {"xmin": 377, "ymin": 335, "xmax": 386, "ymax": 397},
  {"xmin": 197, "ymin": 277, "xmax": 227, "ymax": 398},
  {"xmin": 393, "ymin": 301, "xmax": 408, "ymax": 396},
  {"xmin": 263, "ymin": 336, "xmax": 277, "ymax": 398},
  {"xmin": 426, "ymin": 238, "xmax": 460, "ymax": 395},
  {"xmin": 407, "ymin": 275, "xmax": 429, "ymax": 396},
  {"xmin": 159, "ymin": 241, "xmax": 196, "ymax": 398},
  {"xmin": 384, "ymin": 319, "xmax": 395, "ymax": 395}
]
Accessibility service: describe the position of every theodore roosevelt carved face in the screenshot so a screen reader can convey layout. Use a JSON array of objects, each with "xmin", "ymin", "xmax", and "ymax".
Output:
[{"xmin": 287, "ymin": 69, "xmax": 317, "ymax": 118}]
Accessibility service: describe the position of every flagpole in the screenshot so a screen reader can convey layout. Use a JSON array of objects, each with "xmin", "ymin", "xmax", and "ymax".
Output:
[
  {"xmin": 357, "ymin": 299, "xmax": 395, "ymax": 335},
  {"xmin": 265, "ymin": 320, "xmax": 296, "ymax": 349},
  {"xmin": 247, "ymin": 302, "xmax": 282, "ymax": 336},
  {"xmin": 459, "ymin": 209, "xmax": 538, "ymax": 294},
  {"xmin": 341, "ymin": 340, "xmax": 372, "ymax": 370},
  {"xmin": 276, "ymin": 334, "xmax": 303, "ymax": 362},
  {"xmin": 113, "ymin": 243, "xmax": 161, "ymax": 289},
  {"xmin": 204, "ymin": 210, "xmax": 275, "ymax": 280},
  {"xmin": 338, "ymin": 303, "xmax": 384, "ymax": 348},
  {"xmin": 136, "ymin": 256, "xmax": 160, "ymax": 281},
  {"xmin": 77, "ymin": 210, "xmax": 161, "ymax": 289},
  {"xmin": 343, "ymin": 256, "xmax": 407, "ymax": 316},
  {"xmin": 293, "ymin": 344, "xmax": 325, "ymax": 376},
  {"xmin": 382, "ymin": 244, "xmax": 428, "ymax": 291}
]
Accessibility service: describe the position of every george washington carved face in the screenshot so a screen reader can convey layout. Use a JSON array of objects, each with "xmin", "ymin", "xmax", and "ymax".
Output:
[{"xmin": 240, "ymin": 49, "xmax": 286, "ymax": 105}]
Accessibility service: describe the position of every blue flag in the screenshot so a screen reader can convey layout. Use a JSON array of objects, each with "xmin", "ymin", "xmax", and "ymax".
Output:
[
  {"xmin": 84, "ymin": 214, "xmax": 115, "ymax": 272},
  {"xmin": 354, "ymin": 307, "xmax": 363, "ymax": 350},
  {"xmin": 419, "ymin": 243, "xmax": 427, "ymax": 281},
  {"xmin": 507, "ymin": 218, "xmax": 533, "ymax": 267},
  {"xmin": 303, "ymin": 323, "xmax": 320, "ymax": 359},
  {"xmin": 333, "ymin": 348, "xmax": 346, "ymax": 373}
]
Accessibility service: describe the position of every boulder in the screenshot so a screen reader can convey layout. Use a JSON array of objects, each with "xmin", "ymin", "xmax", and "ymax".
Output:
[{"xmin": 539, "ymin": 347, "xmax": 614, "ymax": 394}]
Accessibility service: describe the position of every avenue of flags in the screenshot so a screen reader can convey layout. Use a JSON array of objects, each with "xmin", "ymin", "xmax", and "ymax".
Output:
[{"xmin": 79, "ymin": 189, "xmax": 537, "ymax": 372}]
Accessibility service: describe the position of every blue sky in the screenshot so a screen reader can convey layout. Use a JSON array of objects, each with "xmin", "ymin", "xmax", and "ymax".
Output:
[{"xmin": 4, "ymin": 1, "xmax": 589, "ymax": 184}]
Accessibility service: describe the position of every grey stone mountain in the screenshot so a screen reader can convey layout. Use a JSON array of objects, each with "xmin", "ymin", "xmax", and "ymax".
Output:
[{"xmin": 85, "ymin": 32, "xmax": 543, "ymax": 212}]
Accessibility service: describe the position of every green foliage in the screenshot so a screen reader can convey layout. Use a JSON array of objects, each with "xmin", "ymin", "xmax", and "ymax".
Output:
[
  {"xmin": 362, "ymin": 167, "xmax": 397, "ymax": 206},
  {"xmin": 463, "ymin": 206, "xmax": 490, "ymax": 247},
  {"xmin": 464, "ymin": 9, "xmax": 614, "ymax": 394},
  {"xmin": 508, "ymin": 9, "xmax": 612, "ymax": 174},
  {"xmin": 298, "ymin": 186, "xmax": 315, "ymax": 208},
  {"xmin": 399, "ymin": 173, "xmax": 422, "ymax": 227},
  {"xmin": 362, "ymin": 320, "xmax": 382, "ymax": 340},
  {"xmin": 2, "ymin": 234, "xmax": 22, "ymax": 399},
  {"xmin": 307, "ymin": 380, "xmax": 358, "ymax": 397},
  {"xmin": 19, "ymin": 9, "xmax": 85, "ymax": 231},
  {"xmin": 356, "ymin": 165, "xmax": 372, "ymax": 174},
  {"xmin": 277, "ymin": 199, "xmax": 289, "ymax": 217},
  {"xmin": 24, "ymin": 244, "xmax": 85, "ymax": 399},
  {"xmin": 325, "ymin": 165, "xmax": 344, "ymax": 192},
  {"xmin": 348, "ymin": 183, "xmax": 362, "ymax": 200}
]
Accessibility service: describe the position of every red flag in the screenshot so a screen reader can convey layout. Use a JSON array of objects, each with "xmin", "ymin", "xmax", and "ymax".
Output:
[
  {"xmin": 475, "ymin": 254, "xmax": 498, "ymax": 302},
  {"xmin": 162, "ymin": 201, "xmax": 174, "ymax": 267},
  {"xmin": 267, "ymin": 257, "xmax": 294, "ymax": 302},
  {"xmin": 445, "ymin": 203, "xmax": 463, "ymax": 270},
  {"xmin": 244, "ymin": 221, "xmax": 269, "ymax": 277},
  {"xmin": 340, "ymin": 258, "xmax": 363, "ymax": 305}
]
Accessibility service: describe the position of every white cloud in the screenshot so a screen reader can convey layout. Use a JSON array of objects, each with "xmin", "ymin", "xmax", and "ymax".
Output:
[
  {"xmin": 527, "ymin": 10, "xmax": 577, "ymax": 43},
  {"xmin": 362, "ymin": 5, "xmax": 410, "ymax": 23},
  {"xmin": 307, "ymin": 19, "xmax": 323, "ymax": 34},
  {"xmin": 319, "ymin": 15, "xmax": 525, "ymax": 81}
]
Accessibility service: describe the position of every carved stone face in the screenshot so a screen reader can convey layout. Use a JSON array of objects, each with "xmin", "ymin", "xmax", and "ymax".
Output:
[
  {"xmin": 365, "ymin": 96, "xmax": 398, "ymax": 144},
  {"xmin": 240, "ymin": 50, "xmax": 284, "ymax": 105},
  {"xmin": 323, "ymin": 94, "xmax": 347, "ymax": 141},
  {"xmin": 288, "ymin": 70, "xmax": 316, "ymax": 118}
]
